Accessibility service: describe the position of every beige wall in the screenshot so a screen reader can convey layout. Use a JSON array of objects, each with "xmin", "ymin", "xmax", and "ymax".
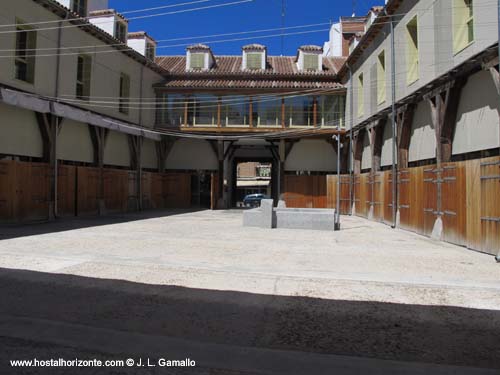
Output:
[
  {"xmin": 285, "ymin": 139, "xmax": 337, "ymax": 172},
  {"xmin": 361, "ymin": 131, "xmax": 371, "ymax": 171},
  {"xmin": 0, "ymin": 0, "xmax": 164, "ymax": 129},
  {"xmin": 380, "ymin": 120, "xmax": 394, "ymax": 167},
  {"xmin": 408, "ymin": 101, "xmax": 435, "ymax": 162},
  {"xmin": 0, "ymin": 103, "xmax": 43, "ymax": 158},
  {"xmin": 103, "ymin": 130, "xmax": 130, "ymax": 167},
  {"xmin": 166, "ymin": 139, "xmax": 218, "ymax": 171},
  {"xmin": 57, "ymin": 119, "xmax": 93, "ymax": 163},
  {"xmin": 141, "ymin": 138, "xmax": 158, "ymax": 169},
  {"xmin": 453, "ymin": 70, "xmax": 500, "ymax": 155}
]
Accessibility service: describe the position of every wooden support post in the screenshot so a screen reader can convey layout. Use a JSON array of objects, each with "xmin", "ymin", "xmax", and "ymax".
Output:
[
  {"xmin": 279, "ymin": 139, "xmax": 286, "ymax": 199},
  {"xmin": 249, "ymin": 97, "xmax": 253, "ymax": 127},
  {"xmin": 36, "ymin": 112, "xmax": 59, "ymax": 220},
  {"xmin": 352, "ymin": 130, "xmax": 364, "ymax": 175},
  {"xmin": 281, "ymin": 98, "xmax": 286, "ymax": 128},
  {"xmin": 89, "ymin": 126, "xmax": 108, "ymax": 215},
  {"xmin": 313, "ymin": 97, "xmax": 318, "ymax": 126},
  {"xmin": 396, "ymin": 105, "xmax": 415, "ymax": 170},
  {"xmin": 129, "ymin": 135, "xmax": 143, "ymax": 211},
  {"xmin": 425, "ymin": 79, "xmax": 466, "ymax": 240},
  {"xmin": 217, "ymin": 97, "xmax": 222, "ymax": 128},
  {"xmin": 156, "ymin": 137, "xmax": 176, "ymax": 174}
]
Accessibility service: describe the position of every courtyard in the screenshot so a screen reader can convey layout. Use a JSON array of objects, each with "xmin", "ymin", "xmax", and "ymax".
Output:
[{"xmin": 0, "ymin": 210, "xmax": 499, "ymax": 374}]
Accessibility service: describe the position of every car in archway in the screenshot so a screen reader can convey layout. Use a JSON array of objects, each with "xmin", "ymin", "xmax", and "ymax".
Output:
[{"xmin": 243, "ymin": 194, "xmax": 270, "ymax": 208}]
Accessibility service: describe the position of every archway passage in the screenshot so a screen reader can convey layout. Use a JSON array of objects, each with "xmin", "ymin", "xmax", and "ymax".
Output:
[{"xmin": 232, "ymin": 158, "xmax": 274, "ymax": 208}]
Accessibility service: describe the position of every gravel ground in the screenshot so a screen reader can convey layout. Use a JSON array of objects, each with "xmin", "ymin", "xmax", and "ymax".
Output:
[{"xmin": 0, "ymin": 210, "xmax": 499, "ymax": 373}]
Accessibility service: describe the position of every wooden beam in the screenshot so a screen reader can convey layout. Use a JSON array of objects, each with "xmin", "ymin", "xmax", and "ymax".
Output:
[
  {"xmin": 352, "ymin": 129, "xmax": 365, "ymax": 175},
  {"xmin": 156, "ymin": 137, "xmax": 176, "ymax": 173},
  {"xmin": 36, "ymin": 112, "xmax": 59, "ymax": 220},
  {"xmin": 371, "ymin": 118, "xmax": 386, "ymax": 173},
  {"xmin": 128, "ymin": 135, "xmax": 143, "ymax": 211},
  {"xmin": 396, "ymin": 104, "xmax": 415, "ymax": 169},
  {"xmin": 88, "ymin": 125, "xmax": 108, "ymax": 215}
]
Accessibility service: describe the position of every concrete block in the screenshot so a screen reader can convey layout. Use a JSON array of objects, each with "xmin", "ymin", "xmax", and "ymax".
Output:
[
  {"xmin": 277, "ymin": 200, "xmax": 286, "ymax": 208},
  {"xmin": 242, "ymin": 199, "xmax": 273, "ymax": 229},
  {"xmin": 431, "ymin": 216, "xmax": 443, "ymax": 241},
  {"xmin": 275, "ymin": 208, "xmax": 336, "ymax": 231}
]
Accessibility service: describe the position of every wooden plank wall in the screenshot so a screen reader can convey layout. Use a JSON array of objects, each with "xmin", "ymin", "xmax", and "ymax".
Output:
[
  {"xmin": 326, "ymin": 175, "xmax": 351, "ymax": 214},
  {"xmin": 283, "ymin": 175, "xmax": 327, "ymax": 209},
  {"xmin": 0, "ymin": 161, "xmax": 194, "ymax": 223}
]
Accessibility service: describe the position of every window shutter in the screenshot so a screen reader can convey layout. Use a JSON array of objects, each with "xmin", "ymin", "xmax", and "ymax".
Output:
[
  {"xmin": 303, "ymin": 54, "xmax": 318, "ymax": 71},
  {"xmin": 190, "ymin": 53, "xmax": 205, "ymax": 69},
  {"xmin": 406, "ymin": 16, "xmax": 419, "ymax": 85},
  {"xmin": 247, "ymin": 53, "xmax": 262, "ymax": 70},
  {"xmin": 377, "ymin": 51, "xmax": 386, "ymax": 104}
]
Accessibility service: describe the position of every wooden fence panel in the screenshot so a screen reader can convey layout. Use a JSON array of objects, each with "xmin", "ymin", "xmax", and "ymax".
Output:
[
  {"xmin": 354, "ymin": 173, "xmax": 369, "ymax": 218},
  {"xmin": 151, "ymin": 173, "xmax": 164, "ymax": 209},
  {"xmin": 164, "ymin": 173, "xmax": 191, "ymax": 208},
  {"xmin": 141, "ymin": 172, "xmax": 152, "ymax": 210},
  {"xmin": 19, "ymin": 162, "xmax": 50, "ymax": 222},
  {"xmin": 479, "ymin": 157, "xmax": 500, "ymax": 255},
  {"xmin": 103, "ymin": 169, "xmax": 129, "ymax": 213},
  {"xmin": 284, "ymin": 175, "xmax": 327, "ymax": 209},
  {"xmin": 211, "ymin": 173, "xmax": 219, "ymax": 210},
  {"xmin": 128, "ymin": 171, "xmax": 138, "ymax": 211},
  {"xmin": 423, "ymin": 166, "xmax": 437, "ymax": 237},
  {"xmin": 77, "ymin": 166, "xmax": 99, "ymax": 216},
  {"xmin": 326, "ymin": 175, "xmax": 352, "ymax": 214},
  {"xmin": 442, "ymin": 162, "xmax": 467, "ymax": 247},
  {"xmin": 383, "ymin": 171, "xmax": 394, "ymax": 225},
  {"xmin": 0, "ymin": 160, "xmax": 16, "ymax": 222},
  {"xmin": 409, "ymin": 167, "xmax": 425, "ymax": 235},
  {"xmin": 466, "ymin": 158, "xmax": 482, "ymax": 252},
  {"xmin": 372, "ymin": 172, "xmax": 384, "ymax": 221},
  {"xmin": 398, "ymin": 169, "xmax": 411, "ymax": 230},
  {"xmin": 57, "ymin": 164, "xmax": 76, "ymax": 217}
]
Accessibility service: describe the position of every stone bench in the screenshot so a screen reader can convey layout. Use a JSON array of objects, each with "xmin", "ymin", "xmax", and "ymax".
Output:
[{"xmin": 243, "ymin": 200, "xmax": 336, "ymax": 231}]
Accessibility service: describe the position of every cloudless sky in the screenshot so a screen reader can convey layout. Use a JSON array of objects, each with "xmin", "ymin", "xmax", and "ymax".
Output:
[{"xmin": 109, "ymin": 0, "xmax": 383, "ymax": 56}]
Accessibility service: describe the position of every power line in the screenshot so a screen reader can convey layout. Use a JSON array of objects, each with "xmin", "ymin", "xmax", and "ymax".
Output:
[{"xmin": 0, "ymin": 0, "xmax": 255, "ymax": 35}]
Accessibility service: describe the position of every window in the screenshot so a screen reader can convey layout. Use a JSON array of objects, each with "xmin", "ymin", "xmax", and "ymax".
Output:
[
  {"xmin": 253, "ymin": 96, "xmax": 281, "ymax": 127},
  {"xmin": 146, "ymin": 43, "xmax": 156, "ymax": 61},
  {"xmin": 15, "ymin": 22, "xmax": 36, "ymax": 84},
  {"xmin": 223, "ymin": 96, "xmax": 250, "ymax": 126},
  {"xmin": 119, "ymin": 73, "xmax": 130, "ymax": 114},
  {"xmin": 303, "ymin": 54, "xmax": 319, "ymax": 71},
  {"xmin": 115, "ymin": 22, "xmax": 127, "ymax": 43},
  {"xmin": 318, "ymin": 96, "xmax": 345, "ymax": 127},
  {"xmin": 285, "ymin": 96, "xmax": 315, "ymax": 126},
  {"xmin": 453, "ymin": 0, "xmax": 474, "ymax": 53},
  {"xmin": 156, "ymin": 93, "xmax": 185, "ymax": 126},
  {"xmin": 190, "ymin": 95, "xmax": 217, "ymax": 126},
  {"xmin": 190, "ymin": 53, "xmax": 205, "ymax": 69},
  {"xmin": 357, "ymin": 73, "xmax": 364, "ymax": 118},
  {"xmin": 72, "ymin": 0, "xmax": 87, "ymax": 16},
  {"xmin": 377, "ymin": 50, "xmax": 386, "ymax": 104},
  {"xmin": 76, "ymin": 55, "xmax": 92, "ymax": 100},
  {"xmin": 406, "ymin": 16, "xmax": 419, "ymax": 85},
  {"xmin": 246, "ymin": 53, "xmax": 263, "ymax": 70}
]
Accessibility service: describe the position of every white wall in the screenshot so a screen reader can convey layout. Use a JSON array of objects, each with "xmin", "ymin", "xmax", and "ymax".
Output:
[
  {"xmin": 285, "ymin": 139, "xmax": 337, "ymax": 172},
  {"xmin": 57, "ymin": 119, "xmax": 93, "ymax": 163},
  {"xmin": 0, "ymin": 103, "xmax": 43, "ymax": 158},
  {"xmin": 453, "ymin": 70, "xmax": 500, "ymax": 155},
  {"xmin": 166, "ymin": 139, "xmax": 218, "ymax": 170},
  {"xmin": 409, "ymin": 101, "xmax": 435, "ymax": 162}
]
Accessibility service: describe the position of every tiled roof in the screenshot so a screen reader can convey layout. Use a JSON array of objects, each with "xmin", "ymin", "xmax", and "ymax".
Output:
[
  {"xmin": 155, "ymin": 55, "xmax": 346, "ymax": 76},
  {"xmin": 154, "ymin": 55, "xmax": 346, "ymax": 89}
]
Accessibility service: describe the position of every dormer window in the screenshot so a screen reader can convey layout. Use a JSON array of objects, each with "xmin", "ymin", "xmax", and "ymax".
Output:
[
  {"xmin": 145, "ymin": 43, "xmax": 156, "ymax": 61},
  {"xmin": 303, "ymin": 54, "xmax": 319, "ymax": 71},
  {"xmin": 190, "ymin": 53, "xmax": 205, "ymax": 69},
  {"xmin": 72, "ymin": 0, "xmax": 87, "ymax": 16},
  {"xmin": 296, "ymin": 45, "xmax": 323, "ymax": 72},
  {"xmin": 186, "ymin": 44, "xmax": 214, "ymax": 71},
  {"xmin": 242, "ymin": 44, "xmax": 266, "ymax": 71},
  {"xmin": 115, "ymin": 21, "xmax": 127, "ymax": 43}
]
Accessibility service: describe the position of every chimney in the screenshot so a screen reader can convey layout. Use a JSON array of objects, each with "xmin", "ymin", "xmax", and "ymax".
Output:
[{"xmin": 88, "ymin": 9, "xmax": 129, "ymax": 43}]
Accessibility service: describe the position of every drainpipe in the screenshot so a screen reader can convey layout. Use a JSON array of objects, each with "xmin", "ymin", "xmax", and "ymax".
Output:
[
  {"xmin": 348, "ymin": 64, "xmax": 354, "ymax": 216},
  {"xmin": 497, "ymin": 0, "xmax": 500, "ymax": 262},
  {"xmin": 52, "ymin": 19, "xmax": 63, "ymax": 219},
  {"xmin": 389, "ymin": 12, "xmax": 397, "ymax": 229},
  {"xmin": 334, "ymin": 129, "xmax": 341, "ymax": 231}
]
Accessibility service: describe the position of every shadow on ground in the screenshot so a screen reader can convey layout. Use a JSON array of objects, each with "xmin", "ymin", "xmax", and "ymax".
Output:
[
  {"xmin": 0, "ymin": 209, "xmax": 204, "ymax": 240},
  {"xmin": 0, "ymin": 267, "xmax": 499, "ymax": 374}
]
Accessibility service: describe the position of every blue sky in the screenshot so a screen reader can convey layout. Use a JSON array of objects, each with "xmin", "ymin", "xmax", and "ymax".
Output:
[{"xmin": 109, "ymin": 0, "xmax": 382, "ymax": 56}]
